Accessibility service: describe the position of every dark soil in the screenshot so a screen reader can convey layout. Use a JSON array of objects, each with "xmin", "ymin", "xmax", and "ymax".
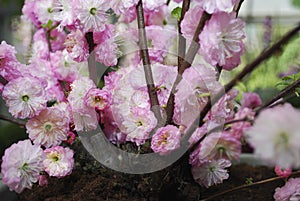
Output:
[{"xmin": 18, "ymin": 142, "xmax": 286, "ymax": 201}]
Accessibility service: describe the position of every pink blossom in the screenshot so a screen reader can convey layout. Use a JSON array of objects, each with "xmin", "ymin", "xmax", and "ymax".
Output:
[
  {"xmin": 22, "ymin": 0, "xmax": 41, "ymax": 27},
  {"xmin": 1, "ymin": 140, "xmax": 44, "ymax": 193},
  {"xmin": 199, "ymin": 12, "xmax": 245, "ymax": 70},
  {"xmin": 110, "ymin": 0, "xmax": 139, "ymax": 15},
  {"xmin": 64, "ymin": 29, "xmax": 89, "ymax": 62},
  {"xmin": 26, "ymin": 107, "xmax": 69, "ymax": 148},
  {"xmin": 2, "ymin": 76, "xmax": 47, "ymax": 119},
  {"xmin": 241, "ymin": 92, "xmax": 262, "ymax": 109},
  {"xmin": 194, "ymin": 0, "xmax": 239, "ymax": 14},
  {"xmin": 119, "ymin": 107, "xmax": 157, "ymax": 146},
  {"xmin": 230, "ymin": 107, "xmax": 255, "ymax": 139},
  {"xmin": 190, "ymin": 131, "xmax": 241, "ymax": 166},
  {"xmin": 84, "ymin": 88, "xmax": 112, "ymax": 111},
  {"xmin": 0, "ymin": 41, "xmax": 22, "ymax": 81},
  {"xmin": 65, "ymin": 131, "xmax": 76, "ymax": 144},
  {"xmin": 174, "ymin": 65, "xmax": 220, "ymax": 130},
  {"xmin": 94, "ymin": 39, "xmax": 118, "ymax": 66},
  {"xmin": 68, "ymin": 77, "xmax": 99, "ymax": 131},
  {"xmin": 144, "ymin": 5, "xmax": 168, "ymax": 26},
  {"xmin": 191, "ymin": 159, "xmax": 231, "ymax": 188},
  {"xmin": 118, "ymin": 6, "xmax": 137, "ymax": 23},
  {"xmin": 129, "ymin": 62, "xmax": 177, "ymax": 106},
  {"xmin": 50, "ymin": 51, "xmax": 78, "ymax": 82},
  {"xmin": 143, "ymin": 0, "xmax": 165, "ymax": 11},
  {"xmin": 274, "ymin": 178, "xmax": 300, "ymax": 201},
  {"xmin": 181, "ymin": 5, "xmax": 203, "ymax": 40},
  {"xmin": 31, "ymin": 28, "xmax": 66, "ymax": 60},
  {"xmin": 151, "ymin": 125, "xmax": 181, "ymax": 155},
  {"xmin": 38, "ymin": 175, "xmax": 48, "ymax": 187},
  {"xmin": 76, "ymin": 0, "xmax": 109, "ymax": 32},
  {"xmin": 274, "ymin": 165, "xmax": 292, "ymax": 179},
  {"xmin": 52, "ymin": 0, "xmax": 76, "ymax": 27},
  {"xmin": 43, "ymin": 146, "xmax": 74, "ymax": 178},
  {"xmin": 35, "ymin": 0, "xmax": 56, "ymax": 24},
  {"xmin": 246, "ymin": 103, "xmax": 300, "ymax": 168}
]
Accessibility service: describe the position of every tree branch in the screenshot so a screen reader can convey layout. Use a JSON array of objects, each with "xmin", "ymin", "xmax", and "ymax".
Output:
[
  {"xmin": 0, "ymin": 114, "xmax": 26, "ymax": 127},
  {"xmin": 136, "ymin": 0, "xmax": 162, "ymax": 123},
  {"xmin": 85, "ymin": 32, "xmax": 98, "ymax": 84},
  {"xmin": 165, "ymin": 0, "xmax": 190, "ymax": 124},
  {"xmin": 181, "ymin": 23, "xmax": 300, "ymax": 152},
  {"xmin": 200, "ymin": 170, "xmax": 300, "ymax": 201},
  {"xmin": 165, "ymin": 10, "xmax": 211, "ymax": 124},
  {"xmin": 233, "ymin": 0, "xmax": 245, "ymax": 17},
  {"xmin": 256, "ymin": 77, "xmax": 300, "ymax": 114}
]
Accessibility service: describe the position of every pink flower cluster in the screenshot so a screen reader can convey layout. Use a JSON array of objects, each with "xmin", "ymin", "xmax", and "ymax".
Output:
[
  {"xmin": 181, "ymin": 0, "xmax": 245, "ymax": 70},
  {"xmin": 6, "ymin": 0, "xmax": 297, "ymax": 195}
]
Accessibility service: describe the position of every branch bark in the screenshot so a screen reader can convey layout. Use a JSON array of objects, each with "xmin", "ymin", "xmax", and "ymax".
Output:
[
  {"xmin": 165, "ymin": 10, "xmax": 211, "ymax": 124},
  {"xmin": 136, "ymin": 0, "xmax": 162, "ymax": 123},
  {"xmin": 201, "ymin": 170, "xmax": 300, "ymax": 201},
  {"xmin": 256, "ymin": 77, "xmax": 300, "ymax": 114},
  {"xmin": 181, "ymin": 23, "xmax": 300, "ymax": 151}
]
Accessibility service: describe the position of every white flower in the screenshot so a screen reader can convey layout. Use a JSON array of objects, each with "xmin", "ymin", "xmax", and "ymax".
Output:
[
  {"xmin": 1, "ymin": 140, "xmax": 44, "ymax": 193},
  {"xmin": 191, "ymin": 159, "xmax": 231, "ymax": 188},
  {"xmin": 26, "ymin": 107, "xmax": 69, "ymax": 148},
  {"xmin": 246, "ymin": 103, "xmax": 300, "ymax": 168},
  {"xmin": 77, "ymin": 0, "xmax": 109, "ymax": 32},
  {"xmin": 43, "ymin": 146, "xmax": 74, "ymax": 178}
]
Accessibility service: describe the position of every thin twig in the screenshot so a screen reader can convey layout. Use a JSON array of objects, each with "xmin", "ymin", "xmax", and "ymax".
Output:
[
  {"xmin": 233, "ymin": 0, "xmax": 245, "ymax": 17},
  {"xmin": 165, "ymin": 0, "xmax": 190, "ymax": 124},
  {"xmin": 165, "ymin": 10, "xmax": 211, "ymax": 124},
  {"xmin": 166, "ymin": 0, "xmax": 171, "ymax": 6},
  {"xmin": 180, "ymin": 11, "xmax": 212, "ymax": 72},
  {"xmin": 0, "ymin": 114, "xmax": 26, "ymax": 127},
  {"xmin": 200, "ymin": 170, "xmax": 300, "ymax": 201},
  {"xmin": 45, "ymin": 29, "xmax": 53, "ymax": 53},
  {"xmin": 256, "ymin": 77, "xmax": 300, "ymax": 115},
  {"xmin": 136, "ymin": 0, "xmax": 162, "ymax": 123},
  {"xmin": 85, "ymin": 32, "xmax": 98, "ymax": 84},
  {"xmin": 182, "ymin": 23, "xmax": 300, "ymax": 152}
]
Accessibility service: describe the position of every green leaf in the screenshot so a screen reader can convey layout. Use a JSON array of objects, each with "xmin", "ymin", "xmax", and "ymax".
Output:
[
  {"xmin": 41, "ymin": 20, "xmax": 53, "ymax": 29},
  {"xmin": 292, "ymin": 0, "xmax": 300, "ymax": 8},
  {"xmin": 171, "ymin": 7, "xmax": 182, "ymax": 21}
]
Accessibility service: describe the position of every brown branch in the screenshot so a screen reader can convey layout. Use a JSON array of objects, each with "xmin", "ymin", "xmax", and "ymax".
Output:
[
  {"xmin": 181, "ymin": 23, "xmax": 300, "ymax": 152},
  {"xmin": 164, "ymin": 0, "xmax": 190, "ymax": 124},
  {"xmin": 224, "ymin": 23, "xmax": 300, "ymax": 94},
  {"xmin": 45, "ymin": 28, "xmax": 53, "ymax": 53},
  {"xmin": 256, "ymin": 77, "xmax": 300, "ymax": 115},
  {"xmin": 136, "ymin": 0, "xmax": 162, "ymax": 123},
  {"xmin": 233, "ymin": 0, "xmax": 245, "ymax": 17},
  {"xmin": 165, "ymin": 10, "xmax": 211, "ymax": 124},
  {"xmin": 85, "ymin": 32, "xmax": 98, "ymax": 84},
  {"xmin": 200, "ymin": 170, "xmax": 300, "ymax": 201},
  {"xmin": 0, "ymin": 114, "xmax": 26, "ymax": 127}
]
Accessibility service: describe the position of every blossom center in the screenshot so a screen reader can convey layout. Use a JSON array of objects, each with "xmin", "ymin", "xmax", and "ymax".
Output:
[
  {"xmin": 44, "ymin": 123, "xmax": 53, "ymax": 132},
  {"xmin": 209, "ymin": 165, "xmax": 216, "ymax": 172},
  {"xmin": 90, "ymin": 7, "xmax": 97, "ymax": 15},
  {"xmin": 158, "ymin": 133, "xmax": 169, "ymax": 145},
  {"xmin": 21, "ymin": 162, "xmax": 29, "ymax": 171},
  {"xmin": 136, "ymin": 121, "xmax": 143, "ymax": 127},
  {"xmin": 52, "ymin": 154, "xmax": 60, "ymax": 161},
  {"xmin": 21, "ymin": 95, "xmax": 30, "ymax": 102},
  {"xmin": 276, "ymin": 132, "xmax": 289, "ymax": 146},
  {"xmin": 47, "ymin": 7, "xmax": 53, "ymax": 13}
]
